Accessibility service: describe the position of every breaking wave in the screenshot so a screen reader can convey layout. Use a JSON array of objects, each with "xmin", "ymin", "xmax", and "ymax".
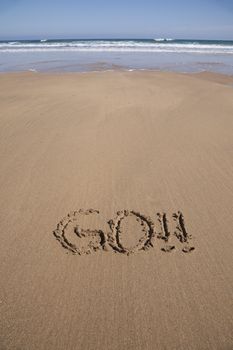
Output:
[{"xmin": 1, "ymin": 39, "xmax": 233, "ymax": 54}]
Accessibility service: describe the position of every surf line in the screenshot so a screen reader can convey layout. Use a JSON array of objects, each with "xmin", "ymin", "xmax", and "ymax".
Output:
[{"xmin": 53, "ymin": 209, "xmax": 195, "ymax": 255}]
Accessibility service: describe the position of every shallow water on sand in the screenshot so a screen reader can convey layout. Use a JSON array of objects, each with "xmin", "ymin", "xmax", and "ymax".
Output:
[{"xmin": 0, "ymin": 50, "xmax": 233, "ymax": 74}]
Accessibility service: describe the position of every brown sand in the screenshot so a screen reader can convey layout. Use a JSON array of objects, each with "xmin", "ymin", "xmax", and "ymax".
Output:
[{"xmin": 0, "ymin": 71, "xmax": 232, "ymax": 350}]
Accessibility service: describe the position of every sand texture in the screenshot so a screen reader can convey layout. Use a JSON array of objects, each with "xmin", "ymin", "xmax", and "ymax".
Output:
[{"xmin": 0, "ymin": 71, "xmax": 233, "ymax": 350}]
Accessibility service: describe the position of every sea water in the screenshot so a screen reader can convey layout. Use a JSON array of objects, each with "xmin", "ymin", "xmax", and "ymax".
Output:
[{"xmin": 0, "ymin": 38, "xmax": 233, "ymax": 74}]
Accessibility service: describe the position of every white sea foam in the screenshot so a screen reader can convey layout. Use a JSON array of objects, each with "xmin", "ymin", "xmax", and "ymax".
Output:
[
  {"xmin": 154, "ymin": 38, "xmax": 173, "ymax": 42},
  {"xmin": 0, "ymin": 40, "xmax": 233, "ymax": 54}
]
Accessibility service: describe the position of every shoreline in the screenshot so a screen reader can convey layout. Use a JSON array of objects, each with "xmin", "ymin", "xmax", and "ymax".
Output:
[
  {"xmin": 1, "ymin": 68, "xmax": 233, "ymax": 85},
  {"xmin": 1, "ymin": 68, "xmax": 233, "ymax": 77},
  {"xmin": 1, "ymin": 45, "xmax": 233, "ymax": 75}
]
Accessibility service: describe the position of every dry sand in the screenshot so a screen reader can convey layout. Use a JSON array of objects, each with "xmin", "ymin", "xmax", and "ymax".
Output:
[{"xmin": 0, "ymin": 71, "xmax": 233, "ymax": 350}]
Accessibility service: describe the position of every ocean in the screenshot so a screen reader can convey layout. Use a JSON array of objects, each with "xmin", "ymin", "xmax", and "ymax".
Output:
[{"xmin": 0, "ymin": 38, "xmax": 233, "ymax": 74}]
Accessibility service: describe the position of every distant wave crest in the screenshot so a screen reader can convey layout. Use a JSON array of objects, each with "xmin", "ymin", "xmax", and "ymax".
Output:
[
  {"xmin": 154, "ymin": 38, "xmax": 173, "ymax": 42},
  {"xmin": 1, "ymin": 39, "xmax": 233, "ymax": 54}
]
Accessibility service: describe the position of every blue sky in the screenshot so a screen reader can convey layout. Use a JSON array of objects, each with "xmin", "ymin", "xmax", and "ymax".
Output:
[{"xmin": 0, "ymin": 0, "xmax": 232, "ymax": 40}]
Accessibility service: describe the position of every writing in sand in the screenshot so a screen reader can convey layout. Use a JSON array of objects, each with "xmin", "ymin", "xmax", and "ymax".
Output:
[{"xmin": 53, "ymin": 209, "xmax": 195, "ymax": 255}]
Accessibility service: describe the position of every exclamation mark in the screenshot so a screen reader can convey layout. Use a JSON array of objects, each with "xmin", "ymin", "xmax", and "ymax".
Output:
[
  {"xmin": 173, "ymin": 211, "xmax": 195, "ymax": 253},
  {"xmin": 157, "ymin": 213, "xmax": 175, "ymax": 252}
]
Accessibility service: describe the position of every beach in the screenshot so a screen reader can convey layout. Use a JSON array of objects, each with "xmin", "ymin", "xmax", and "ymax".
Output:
[{"xmin": 0, "ymin": 70, "xmax": 233, "ymax": 349}]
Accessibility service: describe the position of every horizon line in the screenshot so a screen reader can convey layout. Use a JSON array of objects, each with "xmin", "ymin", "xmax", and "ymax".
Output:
[{"xmin": 0, "ymin": 37, "xmax": 233, "ymax": 42}]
